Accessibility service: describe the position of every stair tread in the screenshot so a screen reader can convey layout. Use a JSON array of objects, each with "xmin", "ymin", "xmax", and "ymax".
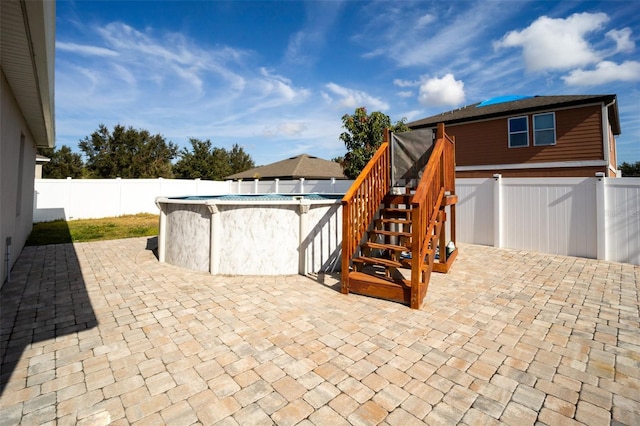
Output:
[
  {"xmin": 349, "ymin": 271, "xmax": 410, "ymax": 288},
  {"xmin": 362, "ymin": 241, "xmax": 409, "ymax": 252},
  {"xmin": 383, "ymin": 194, "xmax": 412, "ymax": 205},
  {"xmin": 383, "ymin": 207, "xmax": 411, "ymax": 212},
  {"xmin": 370, "ymin": 229, "xmax": 412, "ymax": 237},
  {"xmin": 353, "ymin": 256, "xmax": 404, "ymax": 269},
  {"xmin": 353, "ymin": 254, "xmax": 434, "ymax": 270},
  {"xmin": 376, "ymin": 218, "xmax": 412, "ymax": 225}
]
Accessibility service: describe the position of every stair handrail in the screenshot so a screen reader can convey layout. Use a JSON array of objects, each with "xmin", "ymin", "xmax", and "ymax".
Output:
[
  {"xmin": 341, "ymin": 132, "xmax": 391, "ymax": 293},
  {"xmin": 409, "ymin": 123, "xmax": 453, "ymax": 304}
]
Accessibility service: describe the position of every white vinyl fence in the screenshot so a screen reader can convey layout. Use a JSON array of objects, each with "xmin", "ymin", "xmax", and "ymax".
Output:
[
  {"xmin": 33, "ymin": 176, "xmax": 639, "ymax": 265},
  {"xmin": 227, "ymin": 178, "xmax": 353, "ymax": 194},
  {"xmin": 456, "ymin": 176, "xmax": 640, "ymax": 265},
  {"xmin": 33, "ymin": 178, "xmax": 353, "ymax": 222}
]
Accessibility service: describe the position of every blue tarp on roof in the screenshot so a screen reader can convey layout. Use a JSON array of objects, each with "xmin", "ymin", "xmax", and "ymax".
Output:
[{"xmin": 477, "ymin": 95, "xmax": 534, "ymax": 107}]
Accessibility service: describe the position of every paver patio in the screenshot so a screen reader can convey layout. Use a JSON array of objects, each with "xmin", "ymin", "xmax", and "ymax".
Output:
[{"xmin": 0, "ymin": 237, "xmax": 638, "ymax": 425}]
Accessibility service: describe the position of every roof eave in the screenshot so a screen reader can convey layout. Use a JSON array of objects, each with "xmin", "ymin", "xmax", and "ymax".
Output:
[{"xmin": 1, "ymin": 0, "xmax": 56, "ymax": 148}]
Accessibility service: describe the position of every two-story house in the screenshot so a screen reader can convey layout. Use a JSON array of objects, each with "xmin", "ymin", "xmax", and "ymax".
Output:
[{"xmin": 408, "ymin": 95, "xmax": 620, "ymax": 178}]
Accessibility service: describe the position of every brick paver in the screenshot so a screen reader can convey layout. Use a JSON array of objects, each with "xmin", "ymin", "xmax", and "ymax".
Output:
[{"xmin": 1, "ymin": 238, "xmax": 638, "ymax": 425}]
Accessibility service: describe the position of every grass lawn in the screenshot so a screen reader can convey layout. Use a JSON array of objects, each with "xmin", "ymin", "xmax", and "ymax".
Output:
[{"xmin": 27, "ymin": 214, "xmax": 159, "ymax": 246}]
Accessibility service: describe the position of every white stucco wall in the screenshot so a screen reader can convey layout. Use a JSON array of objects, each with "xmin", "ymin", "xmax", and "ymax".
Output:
[{"xmin": 1, "ymin": 72, "xmax": 38, "ymax": 286}]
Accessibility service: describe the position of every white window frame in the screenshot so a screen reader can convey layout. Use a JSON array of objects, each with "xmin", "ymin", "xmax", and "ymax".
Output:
[
  {"xmin": 508, "ymin": 116, "xmax": 529, "ymax": 148},
  {"xmin": 533, "ymin": 112, "xmax": 556, "ymax": 146}
]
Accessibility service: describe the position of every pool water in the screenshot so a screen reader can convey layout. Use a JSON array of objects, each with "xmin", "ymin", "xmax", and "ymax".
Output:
[{"xmin": 169, "ymin": 193, "xmax": 343, "ymax": 201}]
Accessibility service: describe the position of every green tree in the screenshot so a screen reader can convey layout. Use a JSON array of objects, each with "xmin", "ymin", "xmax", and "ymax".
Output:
[
  {"xmin": 78, "ymin": 124, "xmax": 177, "ymax": 178},
  {"xmin": 339, "ymin": 107, "xmax": 409, "ymax": 179},
  {"xmin": 173, "ymin": 139, "xmax": 255, "ymax": 180},
  {"xmin": 227, "ymin": 143, "xmax": 255, "ymax": 175},
  {"xmin": 619, "ymin": 161, "xmax": 640, "ymax": 177},
  {"xmin": 37, "ymin": 145, "xmax": 85, "ymax": 178}
]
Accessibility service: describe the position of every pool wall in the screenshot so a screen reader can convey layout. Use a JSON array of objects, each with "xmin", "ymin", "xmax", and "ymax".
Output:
[{"xmin": 156, "ymin": 196, "xmax": 342, "ymax": 275}]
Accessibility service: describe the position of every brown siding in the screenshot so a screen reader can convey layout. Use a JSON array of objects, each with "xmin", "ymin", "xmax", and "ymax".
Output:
[
  {"xmin": 457, "ymin": 166, "xmax": 608, "ymax": 179},
  {"xmin": 449, "ymin": 105, "xmax": 604, "ymax": 167}
]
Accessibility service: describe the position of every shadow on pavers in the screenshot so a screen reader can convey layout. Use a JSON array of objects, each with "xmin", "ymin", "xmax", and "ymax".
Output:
[
  {"xmin": 145, "ymin": 236, "xmax": 159, "ymax": 260},
  {"xmin": 0, "ymin": 234, "xmax": 97, "ymax": 396}
]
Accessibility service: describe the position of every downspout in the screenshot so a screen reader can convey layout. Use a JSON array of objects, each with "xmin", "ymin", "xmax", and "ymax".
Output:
[
  {"xmin": 4, "ymin": 237, "xmax": 11, "ymax": 282},
  {"xmin": 602, "ymin": 98, "xmax": 616, "ymax": 175}
]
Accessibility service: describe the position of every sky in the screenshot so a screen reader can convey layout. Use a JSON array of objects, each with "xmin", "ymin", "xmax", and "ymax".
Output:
[{"xmin": 55, "ymin": 0, "xmax": 640, "ymax": 167}]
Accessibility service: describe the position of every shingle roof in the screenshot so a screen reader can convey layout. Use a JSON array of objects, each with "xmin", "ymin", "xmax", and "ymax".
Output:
[
  {"xmin": 408, "ymin": 94, "xmax": 620, "ymax": 135},
  {"xmin": 225, "ymin": 154, "xmax": 347, "ymax": 180}
]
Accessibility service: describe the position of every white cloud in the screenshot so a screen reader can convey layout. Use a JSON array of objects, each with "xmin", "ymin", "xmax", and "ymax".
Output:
[
  {"xmin": 286, "ymin": 30, "xmax": 325, "ymax": 65},
  {"xmin": 418, "ymin": 74, "xmax": 465, "ymax": 107},
  {"xmin": 284, "ymin": 1, "xmax": 343, "ymax": 65},
  {"xmin": 93, "ymin": 22, "xmax": 248, "ymax": 94},
  {"xmin": 563, "ymin": 60, "xmax": 640, "ymax": 86},
  {"xmin": 397, "ymin": 91, "xmax": 414, "ymax": 98},
  {"xmin": 391, "ymin": 2, "xmax": 516, "ymax": 67},
  {"xmin": 262, "ymin": 122, "xmax": 308, "ymax": 138},
  {"xmin": 56, "ymin": 41, "xmax": 119, "ymax": 57},
  {"xmin": 321, "ymin": 92, "xmax": 333, "ymax": 103},
  {"xmin": 495, "ymin": 12, "xmax": 609, "ymax": 72},
  {"xmin": 361, "ymin": 48, "xmax": 385, "ymax": 59},
  {"xmin": 325, "ymin": 82, "xmax": 389, "ymax": 111},
  {"xmin": 111, "ymin": 64, "xmax": 136, "ymax": 86},
  {"xmin": 257, "ymin": 68, "xmax": 309, "ymax": 103},
  {"xmin": 401, "ymin": 110, "xmax": 425, "ymax": 122},
  {"xmin": 416, "ymin": 14, "xmax": 436, "ymax": 29},
  {"xmin": 393, "ymin": 78, "xmax": 418, "ymax": 88},
  {"xmin": 607, "ymin": 28, "xmax": 635, "ymax": 53}
]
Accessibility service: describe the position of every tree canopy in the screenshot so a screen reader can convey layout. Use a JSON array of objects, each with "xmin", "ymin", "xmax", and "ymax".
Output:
[
  {"xmin": 78, "ymin": 124, "xmax": 178, "ymax": 178},
  {"xmin": 173, "ymin": 138, "xmax": 255, "ymax": 180},
  {"xmin": 37, "ymin": 145, "xmax": 84, "ymax": 178},
  {"xmin": 619, "ymin": 161, "xmax": 640, "ymax": 177},
  {"xmin": 339, "ymin": 107, "xmax": 409, "ymax": 179},
  {"xmin": 38, "ymin": 124, "xmax": 254, "ymax": 180}
]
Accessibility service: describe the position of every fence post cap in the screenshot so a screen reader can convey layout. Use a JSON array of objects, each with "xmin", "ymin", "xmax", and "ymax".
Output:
[
  {"xmin": 595, "ymin": 172, "xmax": 605, "ymax": 178},
  {"xmin": 493, "ymin": 174, "xmax": 502, "ymax": 180}
]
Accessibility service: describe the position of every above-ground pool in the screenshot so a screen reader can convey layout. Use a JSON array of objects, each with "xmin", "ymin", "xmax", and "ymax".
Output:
[{"xmin": 155, "ymin": 194, "xmax": 343, "ymax": 275}]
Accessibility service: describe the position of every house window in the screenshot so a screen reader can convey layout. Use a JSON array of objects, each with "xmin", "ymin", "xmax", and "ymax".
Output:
[
  {"xmin": 533, "ymin": 112, "xmax": 556, "ymax": 146},
  {"xmin": 508, "ymin": 116, "xmax": 528, "ymax": 148}
]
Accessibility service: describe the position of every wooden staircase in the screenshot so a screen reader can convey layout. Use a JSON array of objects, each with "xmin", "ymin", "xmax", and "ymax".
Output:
[{"xmin": 341, "ymin": 123, "xmax": 458, "ymax": 309}]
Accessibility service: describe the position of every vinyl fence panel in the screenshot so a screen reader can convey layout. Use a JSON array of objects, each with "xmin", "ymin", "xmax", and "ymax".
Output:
[
  {"xmin": 34, "ymin": 178, "xmax": 230, "ymax": 222},
  {"xmin": 501, "ymin": 178, "xmax": 596, "ymax": 258},
  {"xmin": 605, "ymin": 178, "xmax": 640, "ymax": 264},
  {"xmin": 455, "ymin": 178, "xmax": 494, "ymax": 246}
]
